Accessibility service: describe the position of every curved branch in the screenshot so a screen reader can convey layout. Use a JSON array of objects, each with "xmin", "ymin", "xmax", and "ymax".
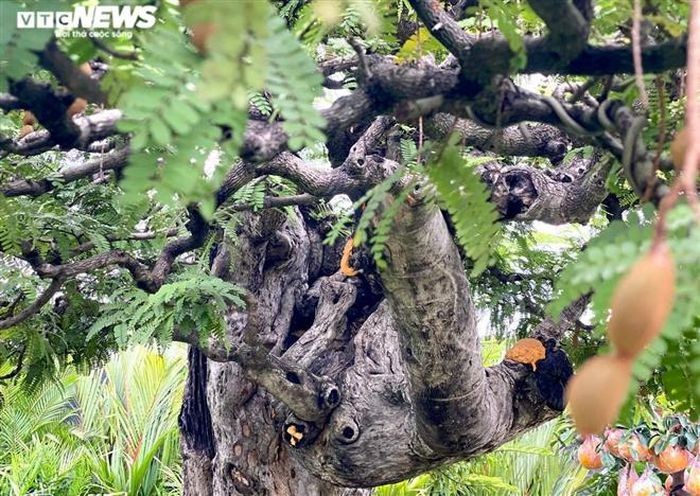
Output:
[
  {"xmin": 173, "ymin": 328, "xmax": 340, "ymax": 422},
  {"xmin": 38, "ymin": 39, "xmax": 107, "ymax": 104},
  {"xmin": 380, "ymin": 199, "xmax": 497, "ymax": 451},
  {"xmin": 528, "ymin": 0, "xmax": 589, "ymax": 62},
  {"xmin": 0, "ymin": 277, "xmax": 65, "ymax": 330}
]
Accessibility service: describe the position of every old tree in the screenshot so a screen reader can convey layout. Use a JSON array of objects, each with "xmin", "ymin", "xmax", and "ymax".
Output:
[{"xmin": 1, "ymin": 0, "xmax": 700, "ymax": 494}]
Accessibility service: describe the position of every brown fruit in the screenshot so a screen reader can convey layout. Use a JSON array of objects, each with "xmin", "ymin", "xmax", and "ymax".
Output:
[
  {"xmin": 191, "ymin": 22, "xmax": 216, "ymax": 55},
  {"xmin": 565, "ymin": 355, "xmax": 632, "ymax": 436},
  {"xmin": 79, "ymin": 62, "xmax": 92, "ymax": 75},
  {"xmin": 19, "ymin": 124, "xmax": 34, "ymax": 138},
  {"xmin": 607, "ymin": 243, "xmax": 675, "ymax": 358},
  {"xmin": 22, "ymin": 111, "xmax": 36, "ymax": 126},
  {"xmin": 67, "ymin": 98, "xmax": 87, "ymax": 117},
  {"xmin": 671, "ymin": 127, "xmax": 688, "ymax": 171}
]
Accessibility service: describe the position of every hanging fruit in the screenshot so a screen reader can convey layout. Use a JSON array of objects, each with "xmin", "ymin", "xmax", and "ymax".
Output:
[
  {"xmin": 607, "ymin": 243, "xmax": 675, "ymax": 358},
  {"xmin": 565, "ymin": 355, "xmax": 633, "ymax": 435},
  {"xmin": 624, "ymin": 433, "xmax": 652, "ymax": 462},
  {"xmin": 606, "ymin": 428, "xmax": 626, "ymax": 458}
]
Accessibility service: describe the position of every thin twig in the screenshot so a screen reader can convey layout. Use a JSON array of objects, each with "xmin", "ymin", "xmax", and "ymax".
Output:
[
  {"xmin": 632, "ymin": 0, "xmax": 649, "ymax": 110},
  {"xmin": 0, "ymin": 347, "xmax": 26, "ymax": 380},
  {"xmin": 654, "ymin": 0, "xmax": 700, "ymax": 245},
  {"xmin": 642, "ymin": 76, "xmax": 666, "ymax": 202}
]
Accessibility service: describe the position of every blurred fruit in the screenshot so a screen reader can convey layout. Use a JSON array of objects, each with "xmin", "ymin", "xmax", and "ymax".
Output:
[
  {"xmin": 607, "ymin": 243, "xmax": 675, "ymax": 358},
  {"xmin": 566, "ymin": 355, "xmax": 632, "ymax": 435},
  {"xmin": 619, "ymin": 464, "xmax": 639, "ymax": 496},
  {"xmin": 671, "ymin": 127, "xmax": 687, "ymax": 171},
  {"xmin": 654, "ymin": 445, "xmax": 692, "ymax": 474},
  {"xmin": 606, "ymin": 428, "xmax": 625, "ymax": 457},
  {"xmin": 191, "ymin": 22, "xmax": 215, "ymax": 54},
  {"xmin": 578, "ymin": 435, "xmax": 604, "ymax": 470},
  {"xmin": 622, "ymin": 434, "xmax": 651, "ymax": 462},
  {"xmin": 630, "ymin": 469, "xmax": 665, "ymax": 496},
  {"xmin": 687, "ymin": 457, "xmax": 700, "ymax": 495}
]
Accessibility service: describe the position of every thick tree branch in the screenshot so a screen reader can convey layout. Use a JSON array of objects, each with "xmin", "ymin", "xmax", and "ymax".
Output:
[
  {"xmin": 425, "ymin": 113, "xmax": 570, "ymax": 161},
  {"xmin": 1, "ymin": 109, "xmax": 123, "ymax": 156},
  {"xmin": 38, "ymin": 39, "xmax": 107, "ymax": 104},
  {"xmin": 379, "ymin": 197, "xmax": 510, "ymax": 452},
  {"xmin": 8, "ymin": 78, "xmax": 82, "ymax": 149},
  {"xmin": 528, "ymin": 0, "xmax": 589, "ymax": 63},
  {"xmin": 409, "ymin": 0, "xmax": 686, "ymax": 84},
  {"xmin": 406, "ymin": 0, "xmax": 474, "ymax": 63},
  {"xmin": 1, "ymin": 145, "xmax": 129, "ymax": 197},
  {"xmin": 478, "ymin": 150, "xmax": 612, "ymax": 224},
  {"xmin": 173, "ymin": 329, "xmax": 340, "ymax": 422}
]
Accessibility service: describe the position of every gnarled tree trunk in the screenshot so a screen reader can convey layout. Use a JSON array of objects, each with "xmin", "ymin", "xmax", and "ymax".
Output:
[{"xmin": 178, "ymin": 180, "xmax": 585, "ymax": 493}]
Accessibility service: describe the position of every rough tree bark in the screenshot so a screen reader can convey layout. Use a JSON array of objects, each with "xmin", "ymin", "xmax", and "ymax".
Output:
[{"xmin": 177, "ymin": 173, "xmax": 588, "ymax": 494}]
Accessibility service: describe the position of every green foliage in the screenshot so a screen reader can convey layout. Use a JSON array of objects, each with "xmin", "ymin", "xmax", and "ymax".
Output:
[
  {"xmin": 266, "ymin": 15, "xmax": 325, "ymax": 150},
  {"xmin": 352, "ymin": 167, "xmax": 405, "ymax": 268},
  {"xmin": 427, "ymin": 144, "xmax": 501, "ymax": 276},
  {"xmin": 116, "ymin": 24, "xmax": 223, "ymax": 211},
  {"xmin": 478, "ymin": 0, "xmax": 527, "ymax": 71},
  {"xmin": 397, "ymin": 27, "xmax": 449, "ymax": 62},
  {"xmin": 87, "ymin": 270, "xmax": 245, "ymax": 348},
  {"xmin": 186, "ymin": 0, "xmax": 270, "ymax": 107},
  {"xmin": 0, "ymin": 1, "xmax": 53, "ymax": 92},
  {"xmin": 0, "ymin": 346, "xmax": 186, "ymax": 496},
  {"xmin": 472, "ymin": 223, "xmax": 578, "ymax": 337},
  {"xmin": 550, "ymin": 204, "xmax": 700, "ymax": 420},
  {"xmin": 378, "ymin": 420, "xmax": 588, "ymax": 496}
]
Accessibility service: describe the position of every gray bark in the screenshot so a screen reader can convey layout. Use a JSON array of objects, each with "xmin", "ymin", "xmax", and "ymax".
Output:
[{"xmin": 180, "ymin": 183, "xmax": 584, "ymax": 493}]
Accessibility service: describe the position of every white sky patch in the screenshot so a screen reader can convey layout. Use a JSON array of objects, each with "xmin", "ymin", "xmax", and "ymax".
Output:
[{"xmin": 204, "ymin": 148, "xmax": 222, "ymax": 178}]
